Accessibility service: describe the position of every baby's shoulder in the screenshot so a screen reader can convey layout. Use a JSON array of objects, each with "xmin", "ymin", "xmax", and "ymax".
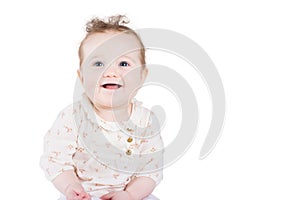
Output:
[
  {"xmin": 53, "ymin": 100, "xmax": 82, "ymax": 124},
  {"xmin": 132, "ymin": 100, "xmax": 161, "ymax": 131},
  {"xmin": 56, "ymin": 102, "xmax": 78, "ymax": 117},
  {"xmin": 132, "ymin": 101, "xmax": 151, "ymax": 124}
]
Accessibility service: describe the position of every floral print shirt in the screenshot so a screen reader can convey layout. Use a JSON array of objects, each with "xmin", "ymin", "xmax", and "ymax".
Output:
[{"xmin": 40, "ymin": 94, "xmax": 163, "ymax": 197}]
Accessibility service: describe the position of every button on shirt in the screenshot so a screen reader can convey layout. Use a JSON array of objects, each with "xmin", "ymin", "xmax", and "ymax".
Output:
[{"xmin": 40, "ymin": 94, "xmax": 164, "ymax": 197}]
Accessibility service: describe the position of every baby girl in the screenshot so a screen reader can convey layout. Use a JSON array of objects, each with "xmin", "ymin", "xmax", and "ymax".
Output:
[{"xmin": 40, "ymin": 15, "xmax": 163, "ymax": 200}]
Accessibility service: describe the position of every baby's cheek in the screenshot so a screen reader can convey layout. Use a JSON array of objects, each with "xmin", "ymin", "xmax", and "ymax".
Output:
[
  {"xmin": 84, "ymin": 82, "xmax": 96, "ymax": 99},
  {"xmin": 124, "ymin": 81, "xmax": 143, "ymax": 101},
  {"xmin": 125, "ymin": 68, "xmax": 143, "ymax": 87},
  {"xmin": 82, "ymin": 69, "xmax": 103, "ymax": 96},
  {"xmin": 129, "ymin": 75, "xmax": 143, "ymax": 91}
]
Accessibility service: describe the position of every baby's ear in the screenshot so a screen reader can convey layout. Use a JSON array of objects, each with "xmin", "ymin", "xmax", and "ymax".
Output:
[
  {"xmin": 141, "ymin": 67, "xmax": 148, "ymax": 82},
  {"xmin": 77, "ymin": 69, "xmax": 83, "ymax": 83}
]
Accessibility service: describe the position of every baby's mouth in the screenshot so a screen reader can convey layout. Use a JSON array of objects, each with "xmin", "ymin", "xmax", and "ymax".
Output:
[{"xmin": 101, "ymin": 83, "xmax": 122, "ymax": 90}]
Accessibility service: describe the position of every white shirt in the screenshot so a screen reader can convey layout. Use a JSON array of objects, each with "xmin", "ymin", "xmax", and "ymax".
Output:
[{"xmin": 40, "ymin": 94, "xmax": 164, "ymax": 197}]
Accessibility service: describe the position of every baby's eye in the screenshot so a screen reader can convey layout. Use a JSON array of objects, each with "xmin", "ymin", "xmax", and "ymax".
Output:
[
  {"xmin": 93, "ymin": 61, "xmax": 104, "ymax": 67},
  {"xmin": 119, "ymin": 61, "xmax": 130, "ymax": 67}
]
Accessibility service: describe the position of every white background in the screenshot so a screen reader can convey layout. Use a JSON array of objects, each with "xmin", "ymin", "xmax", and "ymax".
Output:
[{"xmin": 0, "ymin": 0, "xmax": 299, "ymax": 199}]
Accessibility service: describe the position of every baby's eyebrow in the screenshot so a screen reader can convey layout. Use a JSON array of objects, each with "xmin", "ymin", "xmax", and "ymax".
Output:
[
  {"xmin": 87, "ymin": 54, "xmax": 137, "ymax": 65},
  {"xmin": 118, "ymin": 55, "xmax": 136, "ymax": 64},
  {"xmin": 90, "ymin": 55, "xmax": 105, "ymax": 60}
]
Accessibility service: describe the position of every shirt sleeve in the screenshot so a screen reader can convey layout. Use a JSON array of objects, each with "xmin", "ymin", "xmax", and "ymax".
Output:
[
  {"xmin": 40, "ymin": 106, "xmax": 78, "ymax": 181},
  {"xmin": 135, "ymin": 112, "xmax": 164, "ymax": 185}
]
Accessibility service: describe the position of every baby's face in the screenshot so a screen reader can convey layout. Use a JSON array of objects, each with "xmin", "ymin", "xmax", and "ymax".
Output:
[{"xmin": 78, "ymin": 31, "xmax": 147, "ymax": 109}]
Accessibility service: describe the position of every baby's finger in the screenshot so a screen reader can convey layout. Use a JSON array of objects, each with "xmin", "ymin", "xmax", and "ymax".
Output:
[
  {"xmin": 82, "ymin": 196, "xmax": 91, "ymax": 200},
  {"xmin": 67, "ymin": 196, "xmax": 83, "ymax": 200},
  {"xmin": 78, "ymin": 192, "xmax": 86, "ymax": 197},
  {"xmin": 66, "ymin": 193, "xmax": 81, "ymax": 200},
  {"xmin": 100, "ymin": 192, "xmax": 115, "ymax": 199},
  {"xmin": 81, "ymin": 192, "xmax": 91, "ymax": 200}
]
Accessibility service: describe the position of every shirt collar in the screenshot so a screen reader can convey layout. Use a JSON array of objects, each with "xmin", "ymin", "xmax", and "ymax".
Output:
[{"xmin": 80, "ymin": 93, "xmax": 140, "ymax": 132}]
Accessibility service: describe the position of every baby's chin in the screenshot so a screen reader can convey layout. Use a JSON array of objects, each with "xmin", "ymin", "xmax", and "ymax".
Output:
[
  {"xmin": 84, "ymin": 90, "xmax": 134, "ymax": 109},
  {"xmin": 92, "ymin": 97, "xmax": 130, "ymax": 109}
]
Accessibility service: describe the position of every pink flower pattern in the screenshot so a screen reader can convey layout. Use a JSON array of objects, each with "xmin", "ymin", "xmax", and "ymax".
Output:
[{"xmin": 40, "ymin": 95, "xmax": 164, "ymax": 197}]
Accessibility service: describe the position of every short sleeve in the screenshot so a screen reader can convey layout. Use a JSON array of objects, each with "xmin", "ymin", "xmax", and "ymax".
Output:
[
  {"xmin": 135, "ymin": 112, "xmax": 164, "ymax": 185},
  {"xmin": 40, "ymin": 106, "xmax": 78, "ymax": 181}
]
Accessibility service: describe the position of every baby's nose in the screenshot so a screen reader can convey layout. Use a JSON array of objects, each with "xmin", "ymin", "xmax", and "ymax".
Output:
[{"xmin": 103, "ymin": 67, "xmax": 119, "ymax": 78}]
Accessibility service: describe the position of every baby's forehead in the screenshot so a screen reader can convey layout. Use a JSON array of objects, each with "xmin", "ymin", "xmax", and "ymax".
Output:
[
  {"xmin": 89, "ymin": 51, "xmax": 140, "ymax": 61},
  {"xmin": 82, "ymin": 32, "xmax": 142, "ymax": 60}
]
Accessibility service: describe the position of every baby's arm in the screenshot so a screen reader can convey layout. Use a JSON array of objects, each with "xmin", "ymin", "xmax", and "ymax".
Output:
[
  {"xmin": 53, "ymin": 170, "xmax": 91, "ymax": 200},
  {"xmin": 101, "ymin": 176, "xmax": 155, "ymax": 200},
  {"xmin": 125, "ymin": 176, "xmax": 156, "ymax": 199},
  {"xmin": 40, "ymin": 106, "xmax": 90, "ymax": 200}
]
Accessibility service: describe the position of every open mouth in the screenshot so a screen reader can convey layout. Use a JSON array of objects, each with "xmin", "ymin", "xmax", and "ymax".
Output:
[{"xmin": 101, "ymin": 83, "xmax": 122, "ymax": 90}]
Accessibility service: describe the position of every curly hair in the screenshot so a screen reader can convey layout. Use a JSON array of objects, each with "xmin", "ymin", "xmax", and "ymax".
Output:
[{"xmin": 78, "ymin": 15, "xmax": 145, "ymax": 67}]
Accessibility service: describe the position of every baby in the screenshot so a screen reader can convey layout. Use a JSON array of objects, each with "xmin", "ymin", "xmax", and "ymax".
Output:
[{"xmin": 40, "ymin": 15, "xmax": 164, "ymax": 200}]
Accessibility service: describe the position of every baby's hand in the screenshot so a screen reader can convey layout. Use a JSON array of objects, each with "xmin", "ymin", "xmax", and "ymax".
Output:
[
  {"xmin": 100, "ymin": 191, "xmax": 137, "ymax": 200},
  {"xmin": 65, "ymin": 183, "xmax": 91, "ymax": 200}
]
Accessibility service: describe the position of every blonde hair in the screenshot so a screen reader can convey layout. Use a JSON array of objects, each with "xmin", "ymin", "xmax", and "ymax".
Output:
[{"xmin": 78, "ymin": 15, "xmax": 146, "ymax": 67}]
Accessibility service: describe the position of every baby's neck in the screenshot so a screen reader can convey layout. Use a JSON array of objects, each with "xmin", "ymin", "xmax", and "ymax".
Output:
[{"xmin": 93, "ymin": 103, "xmax": 132, "ymax": 122}]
